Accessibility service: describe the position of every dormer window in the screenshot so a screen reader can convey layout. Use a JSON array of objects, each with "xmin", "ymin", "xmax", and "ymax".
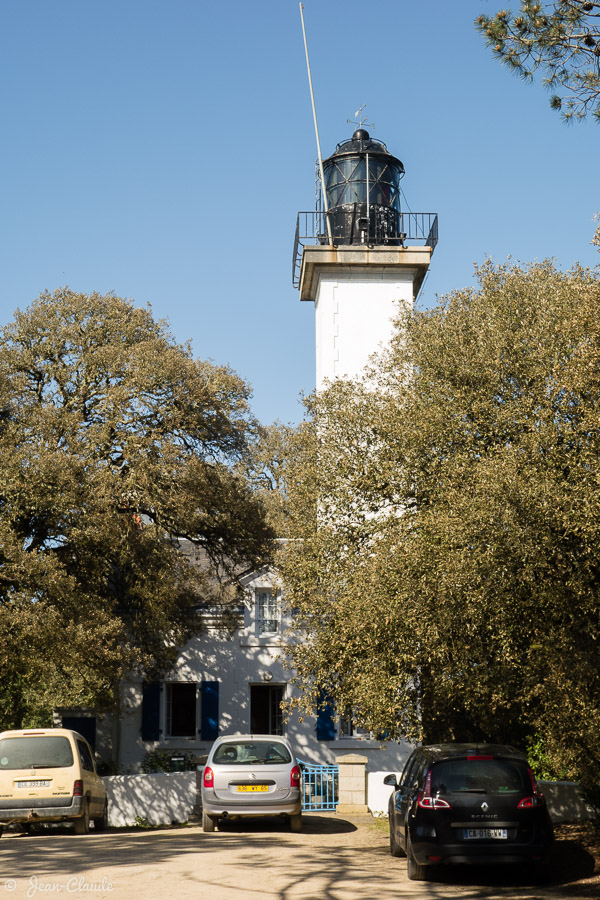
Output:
[
  {"xmin": 238, "ymin": 571, "xmax": 283, "ymax": 647},
  {"xmin": 256, "ymin": 589, "xmax": 278, "ymax": 636}
]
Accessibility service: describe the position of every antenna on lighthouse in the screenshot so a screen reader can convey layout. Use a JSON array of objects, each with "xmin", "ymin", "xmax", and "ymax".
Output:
[{"xmin": 299, "ymin": 3, "xmax": 333, "ymax": 246}]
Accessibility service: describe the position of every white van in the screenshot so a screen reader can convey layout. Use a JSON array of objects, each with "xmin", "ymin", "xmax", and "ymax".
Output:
[{"xmin": 0, "ymin": 728, "xmax": 107, "ymax": 835}]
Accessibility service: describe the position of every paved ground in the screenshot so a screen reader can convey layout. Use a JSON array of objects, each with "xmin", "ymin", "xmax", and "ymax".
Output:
[{"xmin": 0, "ymin": 814, "xmax": 597, "ymax": 900}]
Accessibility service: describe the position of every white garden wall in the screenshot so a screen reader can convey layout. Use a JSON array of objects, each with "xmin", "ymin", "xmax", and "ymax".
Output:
[
  {"xmin": 102, "ymin": 771, "xmax": 594, "ymax": 827},
  {"xmin": 367, "ymin": 770, "xmax": 401, "ymax": 817},
  {"xmin": 103, "ymin": 772, "xmax": 195, "ymax": 827}
]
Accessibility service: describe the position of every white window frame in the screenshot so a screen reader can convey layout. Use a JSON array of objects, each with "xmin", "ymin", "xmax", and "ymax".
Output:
[
  {"xmin": 238, "ymin": 569, "xmax": 284, "ymax": 647},
  {"xmin": 255, "ymin": 588, "xmax": 279, "ymax": 637}
]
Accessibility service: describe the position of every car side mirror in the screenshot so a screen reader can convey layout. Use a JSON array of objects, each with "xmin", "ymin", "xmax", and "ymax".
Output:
[{"xmin": 383, "ymin": 774, "xmax": 398, "ymax": 787}]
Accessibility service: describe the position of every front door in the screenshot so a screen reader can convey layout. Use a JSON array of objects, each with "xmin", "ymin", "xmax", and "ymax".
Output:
[
  {"xmin": 62, "ymin": 716, "xmax": 97, "ymax": 750},
  {"xmin": 250, "ymin": 685, "xmax": 284, "ymax": 735}
]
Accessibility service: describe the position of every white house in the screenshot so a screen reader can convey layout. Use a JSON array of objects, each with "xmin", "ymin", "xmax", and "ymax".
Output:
[{"xmin": 111, "ymin": 549, "xmax": 414, "ymax": 774}]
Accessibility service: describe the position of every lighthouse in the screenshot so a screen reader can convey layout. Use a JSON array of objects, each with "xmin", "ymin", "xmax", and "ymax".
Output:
[{"xmin": 293, "ymin": 127, "xmax": 438, "ymax": 387}]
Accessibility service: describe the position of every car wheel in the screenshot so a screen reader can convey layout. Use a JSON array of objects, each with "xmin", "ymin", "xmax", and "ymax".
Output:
[
  {"xmin": 289, "ymin": 813, "xmax": 302, "ymax": 833},
  {"xmin": 406, "ymin": 832, "xmax": 427, "ymax": 881},
  {"xmin": 93, "ymin": 800, "xmax": 108, "ymax": 832},
  {"xmin": 73, "ymin": 799, "xmax": 90, "ymax": 835},
  {"xmin": 202, "ymin": 810, "xmax": 216, "ymax": 833},
  {"xmin": 389, "ymin": 817, "xmax": 405, "ymax": 858}
]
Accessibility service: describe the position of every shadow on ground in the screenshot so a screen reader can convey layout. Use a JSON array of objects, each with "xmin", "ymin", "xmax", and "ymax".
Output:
[
  {"xmin": 215, "ymin": 813, "xmax": 357, "ymax": 835},
  {"xmin": 418, "ymin": 839, "xmax": 597, "ymax": 896},
  {"xmin": 3, "ymin": 818, "xmax": 597, "ymax": 899}
]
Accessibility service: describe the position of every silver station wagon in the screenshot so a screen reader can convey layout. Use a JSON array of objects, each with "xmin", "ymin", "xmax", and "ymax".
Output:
[{"xmin": 201, "ymin": 734, "xmax": 302, "ymax": 832}]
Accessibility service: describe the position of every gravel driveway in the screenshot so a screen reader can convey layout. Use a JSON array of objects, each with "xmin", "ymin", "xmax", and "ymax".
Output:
[{"xmin": 0, "ymin": 814, "xmax": 597, "ymax": 900}]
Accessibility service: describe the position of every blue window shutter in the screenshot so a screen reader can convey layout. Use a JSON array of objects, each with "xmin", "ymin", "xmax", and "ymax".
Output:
[
  {"xmin": 200, "ymin": 681, "xmax": 219, "ymax": 741},
  {"xmin": 141, "ymin": 682, "xmax": 161, "ymax": 741},
  {"xmin": 316, "ymin": 693, "xmax": 335, "ymax": 741}
]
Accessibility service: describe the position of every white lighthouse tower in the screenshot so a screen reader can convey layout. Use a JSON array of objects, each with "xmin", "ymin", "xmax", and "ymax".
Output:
[{"xmin": 293, "ymin": 126, "xmax": 438, "ymax": 386}]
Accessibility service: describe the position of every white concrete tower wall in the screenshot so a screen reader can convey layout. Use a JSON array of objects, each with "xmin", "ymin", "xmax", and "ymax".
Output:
[
  {"xmin": 299, "ymin": 245, "xmax": 432, "ymax": 387},
  {"xmin": 314, "ymin": 268, "xmax": 414, "ymax": 388}
]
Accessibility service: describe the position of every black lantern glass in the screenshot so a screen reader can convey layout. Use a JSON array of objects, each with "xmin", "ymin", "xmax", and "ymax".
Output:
[{"xmin": 322, "ymin": 129, "xmax": 405, "ymax": 245}]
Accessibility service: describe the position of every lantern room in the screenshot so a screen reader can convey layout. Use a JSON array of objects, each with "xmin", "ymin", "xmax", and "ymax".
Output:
[{"xmin": 322, "ymin": 128, "xmax": 405, "ymax": 246}]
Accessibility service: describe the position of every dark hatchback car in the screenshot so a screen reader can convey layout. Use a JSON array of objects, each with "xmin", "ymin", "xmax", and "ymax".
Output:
[{"xmin": 384, "ymin": 743, "xmax": 554, "ymax": 881}]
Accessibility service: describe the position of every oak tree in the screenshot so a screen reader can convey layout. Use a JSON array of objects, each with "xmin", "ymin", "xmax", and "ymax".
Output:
[
  {"xmin": 0, "ymin": 288, "xmax": 273, "ymax": 727},
  {"xmin": 280, "ymin": 261, "xmax": 600, "ymax": 789}
]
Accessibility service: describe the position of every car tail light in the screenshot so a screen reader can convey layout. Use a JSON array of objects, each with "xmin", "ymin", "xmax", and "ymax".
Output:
[
  {"xmin": 417, "ymin": 769, "xmax": 451, "ymax": 809},
  {"xmin": 467, "ymin": 754, "xmax": 493, "ymax": 760},
  {"xmin": 517, "ymin": 767, "xmax": 545, "ymax": 808},
  {"xmin": 290, "ymin": 765, "xmax": 300, "ymax": 787},
  {"xmin": 203, "ymin": 766, "xmax": 214, "ymax": 788},
  {"xmin": 73, "ymin": 780, "xmax": 83, "ymax": 797},
  {"xmin": 517, "ymin": 795, "xmax": 545, "ymax": 808}
]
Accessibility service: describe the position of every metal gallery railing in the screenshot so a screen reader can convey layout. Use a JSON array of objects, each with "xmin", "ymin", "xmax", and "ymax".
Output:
[{"xmin": 292, "ymin": 210, "xmax": 438, "ymax": 288}]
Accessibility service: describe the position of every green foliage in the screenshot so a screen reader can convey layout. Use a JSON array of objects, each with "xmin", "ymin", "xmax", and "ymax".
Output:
[
  {"xmin": 280, "ymin": 260, "xmax": 600, "ymax": 789},
  {"xmin": 236, "ymin": 422, "xmax": 301, "ymax": 536},
  {"xmin": 0, "ymin": 288, "xmax": 273, "ymax": 727},
  {"xmin": 593, "ymin": 213, "xmax": 600, "ymax": 249},
  {"xmin": 140, "ymin": 749, "xmax": 198, "ymax": 773},
  {"xmin": 476, "ymin": 2, "xmax": 600, "ymax": 121},
  {"xmin": 526, "ymin": 735, "xmax": 571, "ymax": 780}
]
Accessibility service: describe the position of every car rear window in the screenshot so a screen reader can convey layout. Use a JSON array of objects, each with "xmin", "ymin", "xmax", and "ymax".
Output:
[
  {"xmin": 0, "ymin": 736, "xmax": 74, "ymax": 770},
  {"xmin": 431, "ymin": 758, "xmax": 528, "ymax": 795},
  {"xmin": 212, "ymin": 741, "xmax": 292, "ymax": 765}
]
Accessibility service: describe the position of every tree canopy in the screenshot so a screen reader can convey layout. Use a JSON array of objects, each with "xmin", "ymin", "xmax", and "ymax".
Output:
[
  {"xmin": 476, "ymin": 1, "xmax": 600, "ymax": 121},
  {"xmin": 0, "ymin": 288, "xmax": 273, "ymax": 727},
  {"xmin": 280, "ymin": 260, "xmax": 600, "ymax": 786}
]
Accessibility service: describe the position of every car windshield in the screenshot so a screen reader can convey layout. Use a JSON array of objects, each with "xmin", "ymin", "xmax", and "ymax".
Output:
[
  {"xmin": 0, "ymin": 737, "xmax": 74, "ymax": 769},
  {"xmin": 212, "ymin": 741, "xmax": 292, "ymax": 765},
  {"xmin": 431, "ymin": 758, "xmax": 528, "ymax": 795}
]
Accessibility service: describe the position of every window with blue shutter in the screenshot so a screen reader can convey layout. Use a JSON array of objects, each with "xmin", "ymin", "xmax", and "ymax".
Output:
[{"xmin": 200, "ymin": 681, "xmax": 219, "ymax": 741}]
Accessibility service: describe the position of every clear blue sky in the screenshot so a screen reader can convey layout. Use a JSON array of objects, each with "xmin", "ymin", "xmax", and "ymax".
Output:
[{"xmin": 1, "ymin": 1, "xmax": 598, "ymax": 426}]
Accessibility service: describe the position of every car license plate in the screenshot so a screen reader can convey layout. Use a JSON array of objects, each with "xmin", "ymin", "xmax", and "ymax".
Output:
[
  {"xmin": 463, "ymin": 828, "xmax": 508, "ymax": 840},
  {"xmin": 236, "ymin": 785, "xmax": 268, "ymax": 792},
  {"xmin": 16, "ymin": 780, "xmax": 50, "ymax": 789}
]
